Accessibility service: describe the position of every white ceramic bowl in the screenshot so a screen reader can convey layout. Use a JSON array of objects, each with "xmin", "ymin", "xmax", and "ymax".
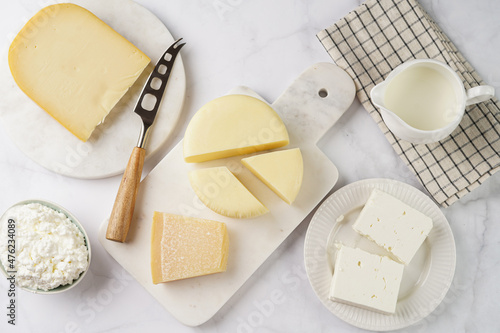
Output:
[{"xmin": 0, "ymin": 199, "xmax": 91, "ymax": 294}]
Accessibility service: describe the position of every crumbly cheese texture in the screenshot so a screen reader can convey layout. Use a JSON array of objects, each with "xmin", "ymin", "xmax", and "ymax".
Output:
[
  {"xmin": 151, "ymin": 212, "xmax": 229, "ymax": 284},
  {"xmin": 0, "ymin": 203, "xmax": 88, "ymax": 291},
  {"xmin": 189, "ymin": 166, "xmax": 269, "ymax": 218},
  {"xmin": 352, "ymin": 189, "xmax": 433, "ymax": 264},
  {"xmin": 329, "ymin": 245, "xmax": 404, "ymax": 314},
  {"xmin": 183, "ymin": 94, "xmax": 289, "ymax": 163},
  {"xmin": 8, "ymin": 3, "xmax": 150, "ymax": 142},
  {"xmin": 241, "ymin": 148, "xmax": 303, "ymax": 204}
]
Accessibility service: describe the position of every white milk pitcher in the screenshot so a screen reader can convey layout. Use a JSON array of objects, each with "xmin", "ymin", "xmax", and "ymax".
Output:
[{"xmin": 370, "ymin": 59, "xmax": 494, "ymax": 144}]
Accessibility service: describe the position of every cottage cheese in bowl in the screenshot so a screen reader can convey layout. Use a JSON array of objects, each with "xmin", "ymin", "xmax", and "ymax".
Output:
[{"xmin": 0, "ymin": 200, "xmax": 90, "ymax": 293}]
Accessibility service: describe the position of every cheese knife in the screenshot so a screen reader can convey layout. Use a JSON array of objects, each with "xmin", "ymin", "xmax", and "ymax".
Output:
[{"xmin": 106, "ymin": 38, "xmax": 185, "ymax": 243}]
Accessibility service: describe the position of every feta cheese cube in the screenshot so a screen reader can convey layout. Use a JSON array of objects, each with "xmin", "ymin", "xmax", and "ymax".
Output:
[
  {"xmin": 352, "ymin": 189, "xmax": 433, "ymax": 264},
  {"xmin": 329, "ymin": 245, "xmax": 404, "ymax": 314}
]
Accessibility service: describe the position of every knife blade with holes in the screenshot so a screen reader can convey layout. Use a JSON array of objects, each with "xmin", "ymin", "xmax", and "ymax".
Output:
[{"xmin": 106, "ymin": 38, "xmax": 185, "ymax": 243}]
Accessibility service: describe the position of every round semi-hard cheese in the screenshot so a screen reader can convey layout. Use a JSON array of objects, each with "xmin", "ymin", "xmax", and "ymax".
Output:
[
  {"xmin": 241, "ymin": 148, "xmax": 303, "ymax": 204},
  {"xmin": 188, "ymin": 166, "xmax": 269, "ymax": 218},
  {"xmin": 183, "ymin": 94, "xmax": 289, "ymax": 163}
]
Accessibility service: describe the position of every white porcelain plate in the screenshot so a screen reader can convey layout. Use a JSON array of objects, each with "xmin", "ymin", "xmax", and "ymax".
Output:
[
  {"xmin": 0, "ymin": 0, "xmax": 186, "ymax": 179},
  {"xmin": 304, "ymin": 178, "xmax": 456, "ymax": 331}
]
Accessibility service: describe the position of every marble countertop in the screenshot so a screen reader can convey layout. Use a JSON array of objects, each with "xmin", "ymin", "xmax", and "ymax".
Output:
[{"xmin": 0, "ymin": 0, "xmax": 499, "ymax": 332}]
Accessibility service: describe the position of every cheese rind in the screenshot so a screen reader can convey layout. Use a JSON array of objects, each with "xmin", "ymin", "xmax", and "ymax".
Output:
[
  {"xmin": 352, "ymin": 189, "xmax": 433, "ymax": 265},
  {"xmin": 241, "ymin": 148, "xmax": 303, "ymax": 204},
  {"xmin": 183, "ymin": 95, "xmax": 289, "ymax": 163},
  {"xmin": 189, "ymin": 166, "xmax": 269, "ymax": 218},
  {"xmin": 8, "ymin": 3, "xmax": 150, "ymax": 142},
  {"xmin": 329, "ymin": 245, "xmax": 404, "ymax": 314},
  {"xmin": 151, "ymin": 212, "xmax": 229, "ymax": 284}
]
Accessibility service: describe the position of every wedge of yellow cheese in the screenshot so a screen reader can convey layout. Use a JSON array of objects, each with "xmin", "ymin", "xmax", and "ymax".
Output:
[
  {"xmin": 189, "ymin": 166, "xmax": 269, "ymax": 218},
  {"xmin": 241, "ymin": 148, "xmax": 303, "ymax": 204},
  {"xmin": 151, "ymin": 212, "xmax": 229, "ymax": 284},
  {"xmin": 8, "ymin": 3, "xmax": 150, "ymax": 142},
  {"xmin": 183, "ymin": 95, "xmax": 289, "ymax": 163}
]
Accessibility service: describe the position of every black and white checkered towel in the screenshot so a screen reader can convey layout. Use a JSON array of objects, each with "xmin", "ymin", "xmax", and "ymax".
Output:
[{"xmin": 318, "ymin": 0, "xmax": 500, "ymax": 207}]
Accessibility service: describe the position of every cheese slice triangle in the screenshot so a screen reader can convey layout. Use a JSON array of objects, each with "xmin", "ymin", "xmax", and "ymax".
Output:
[
  {"xmin": 188, "ymin": 166, "xmax": 269, "ymax": 218},
  {"xmin": 183, "ymin": 95, "xmax": 289, "ymax": 163},
  {"xmin": 241, "ymin": 148, "xmax": 303, "ymax": 204},
  {"xmin": 8, "ymin": 3, "xmax": 150, "ymax": 141}
]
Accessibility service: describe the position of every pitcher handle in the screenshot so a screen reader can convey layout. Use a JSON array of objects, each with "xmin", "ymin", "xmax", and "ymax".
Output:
[{"xmin": 465, "ymin": 85, "xmax": 495, "ymax": 106}]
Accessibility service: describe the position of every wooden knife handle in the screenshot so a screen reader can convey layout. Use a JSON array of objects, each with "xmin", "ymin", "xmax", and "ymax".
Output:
[{"xmin": 106, "ymin": 147, "xmax": 146, "ymax": 242}]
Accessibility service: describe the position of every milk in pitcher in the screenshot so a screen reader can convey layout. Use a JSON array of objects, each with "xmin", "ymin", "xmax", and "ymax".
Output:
[{"xmin": 384, "ymin": 65, "xmax": 457, "ymax": 131}]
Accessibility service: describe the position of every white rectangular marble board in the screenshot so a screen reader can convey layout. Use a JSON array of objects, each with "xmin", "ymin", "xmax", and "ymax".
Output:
[{"xmin": 98, "ymin": 62, "xmax": 356, "ymax": 326}]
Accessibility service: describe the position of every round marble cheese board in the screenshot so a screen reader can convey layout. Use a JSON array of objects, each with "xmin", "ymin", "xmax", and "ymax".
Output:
[
  {"xmin": 304, "ymin": 178, "xmax": 456, "ymax": 331},
  {"xmin": 0, "ymin": 0, "xmax": 186, "ymax": 179}
]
